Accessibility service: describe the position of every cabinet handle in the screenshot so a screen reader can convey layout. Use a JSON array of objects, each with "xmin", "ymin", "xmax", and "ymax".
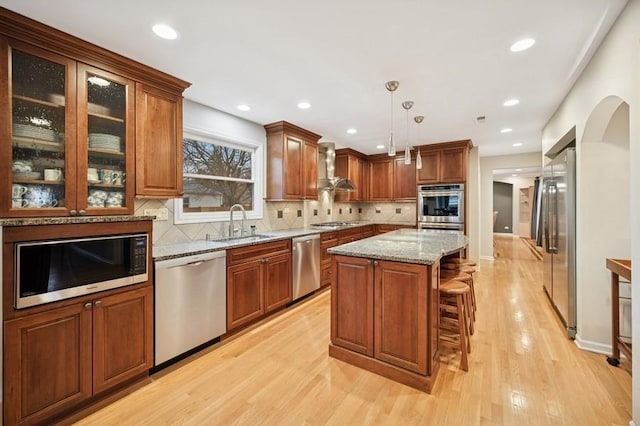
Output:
[
  {"xmin": 262, "ymin": 258, "xmax": 268, "ymax": 264},
  {"xmin": 94, "ymin": 300, "xmax": 102, "ymax": 307},
  {"xmin": 84, "ymin": 302, "xmax": 92, "ymax": 309},
  {"xmin": 70, "ymin": 209, "xmax": 78, "ymax": 216},
  {"xmin": 373, "ymin": 260, "xmax": 379, "ymax": 266},
  {"xmin": 78, "ymin": 210, "xmax": 86, "ymax": 216}
]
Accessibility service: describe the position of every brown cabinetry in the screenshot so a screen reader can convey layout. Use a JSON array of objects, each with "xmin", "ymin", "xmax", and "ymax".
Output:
[
  {"xmin": 226, "ymin": 240, "xmax": 292, "ymax": 331},
  {"xmin": 337, "ymin": 225, "xmax": 374, "ymax": 245},
  {"xmin": 3, "ymin": 285, "xmax": 153, "ymax": 425},
  {"xmin": 330, "ymin": 255, "xmax": 439, "ymax": 391},
  {"xmin": 320, "ymin": 231, "xmax": 338, "ymax": 288},
  {"xmin": 368, "ymin": 155, "xmax": 416, "ymax": 201},
  {"xmin": 135, "ymin": 84, "xmax": 184, "ymax": 198},
  {"xmin": 334, "ymin": 149, "xmax": 368, "ymax": 202},
  {"xmin": 374, "ymin": 224, "xmax": 416, "ymax": 235},
  {"xmin": 264, "ymin": 121, "xmax": 321, "ymax": 200},
  {"xmin": 416, "ymin": 140, "xmax": 471, "ymax": 184},
  {"xmin": 0, "ymin": 9, "xmax": 190, "ymax": 216}
]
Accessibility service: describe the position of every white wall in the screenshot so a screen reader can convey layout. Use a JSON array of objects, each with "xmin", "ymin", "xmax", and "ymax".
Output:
[
  {"xmin": 479, "ymin": 152, "xmax": 542, "ymax": 260},
  {"xmin": 540, "ymin": 0, "xmax": 640, "ymax": 421},
  {"xmin": 467, "ymin": 147, "xmax": 481, "ymax": 262}
]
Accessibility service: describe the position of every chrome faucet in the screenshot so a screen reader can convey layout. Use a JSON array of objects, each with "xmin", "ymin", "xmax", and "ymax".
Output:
[{"xmin": 229, "ymin": 204, "xmax": 247, "ymax": 237}]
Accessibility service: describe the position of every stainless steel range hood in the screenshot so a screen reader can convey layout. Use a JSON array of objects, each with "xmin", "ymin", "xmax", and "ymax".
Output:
[{"xmin": 317, "ymin": 142, "xmax": 357, "ymax": 191}]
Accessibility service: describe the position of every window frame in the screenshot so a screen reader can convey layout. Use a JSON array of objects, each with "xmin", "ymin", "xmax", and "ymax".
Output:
[{"xmin": 174, "ymin": 127, "xmax": 264, "ymax": 224}]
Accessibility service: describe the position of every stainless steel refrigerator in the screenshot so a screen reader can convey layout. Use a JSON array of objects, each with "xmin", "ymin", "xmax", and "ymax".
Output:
[{"xmin": 541, "ymin": 147, "xmax": 577, "ymax": 339}]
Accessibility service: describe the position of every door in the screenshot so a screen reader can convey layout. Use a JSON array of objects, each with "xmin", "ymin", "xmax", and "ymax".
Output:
[
  {"xmin": 374, "ymin": 260, "xmax": 428, "ymax": 374},
  {"xmin": 331, "ymin": 255, "xmax": 374, "ymax": 356},
  {"xmin": 227, "ymin": 260, "xmax": 264, "ymax": 330},
  {"xmin": 283, "ymin": 135, "xmax": 303, "ymax": 198},
  {"xmin": 493, "ymin": 181, "xmax": 513, "ymax": 233},
  {"xmin": 92, "ymin": 286, "xmax": 153, "ymax": 394},
  {"xmin": 135, "ymin": 83, "xmax": 183, "ymax": 197},
  {"xmin": 4, "ymin": 303, "xmax": 92, "ymax": 425},
  {"xmin": 303, "ymin": 140, "xmax": 318, "ymax": 199},
  {"xmin": 264, "ymin": 252, "xmax": 292, "ymax": 312}
]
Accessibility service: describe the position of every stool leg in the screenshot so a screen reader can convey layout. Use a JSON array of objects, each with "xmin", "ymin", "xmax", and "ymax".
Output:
[
  {"xmin": 457, "ymin": 294, "xmax": 469, "ymax": 371},
  {"xmin": 464, "ymin": 291, "xmax": 474, "ymax": 337}
]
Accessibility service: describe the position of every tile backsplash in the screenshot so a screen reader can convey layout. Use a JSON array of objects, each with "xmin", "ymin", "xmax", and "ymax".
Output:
[{"xmin": 139, "ymin": 193, "xmax": 415, "ymax": 245}]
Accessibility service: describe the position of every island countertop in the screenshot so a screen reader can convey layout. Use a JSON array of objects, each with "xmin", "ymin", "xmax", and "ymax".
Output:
[{"xmin": 327, "ymin": 228, "xmax": 468, "ymax": 265}]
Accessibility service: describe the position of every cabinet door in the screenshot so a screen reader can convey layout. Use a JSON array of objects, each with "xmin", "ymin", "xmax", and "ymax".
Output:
[
  {"xmin": 368, "ymin": 159, "xmax": 393, "ymax": 201},
  {"xmin": 303, "ymin": 140, "xmax": 318, "ymax": 199},
  {"xmin": 394, "ymin": 157, "xmax": 417, "ymax": 200},
  {"xmin": 416, "ymin": 151, "xmax": 439, "ymax": 184},
  {"xmin": 4, "ymin": 303, "xmax": 92, "ymax": 425},
  {"xmin": 440, "ymin": 148, "xmax": 466, "ymax": 183},
  {"xmin": 227, "ymin": 260, "xmax": 264, "ymax": 330},
  {"xmin": 374, "ymin": 260, "xmax": 428, "ymax": 374},
  {"xmin": 78, "ymin": 64, "xmax": 135, "ymax": 215},
  {"xmin": 283, "ymin": 135, "xmax": 303, "ymax": 198},
  {"xmin": 331, "ymin": 255, "xmax": 374, "ymax": 356},
  {"xmin": 92, "ymin": 286, "xmax": 153, "ymax": 395},
  {"xmin": 3, "ymin": 40, "xmax": 77, "ymax": 217},
  {"xmin": 135, "ymin": 83, "xmax": 183, "ymax": 198},
  {"xmin": 358, "ymin": 158, "xmax": 369, "ymax": 201},
  {"xmin": 264, "ymin": 252, "xmax": 292, "ymax": 312}
]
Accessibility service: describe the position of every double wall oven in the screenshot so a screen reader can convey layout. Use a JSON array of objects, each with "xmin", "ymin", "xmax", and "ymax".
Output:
[{"xmin": 417, "ymin": 183, "xmax": 464, "ymax": 232}]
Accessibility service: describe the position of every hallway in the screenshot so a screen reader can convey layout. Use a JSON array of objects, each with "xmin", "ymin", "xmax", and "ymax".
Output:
[{"xmin": 72, "ymin": 236, "xmax": 632, "ymax": 425}]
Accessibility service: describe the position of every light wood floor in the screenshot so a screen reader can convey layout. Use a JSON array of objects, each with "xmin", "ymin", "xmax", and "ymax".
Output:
[{"xmin": 71, "ymin": 236, "xmax": 631, "ymax": 425}]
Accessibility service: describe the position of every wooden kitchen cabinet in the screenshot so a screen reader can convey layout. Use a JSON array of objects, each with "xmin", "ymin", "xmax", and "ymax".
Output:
[
  {"xmin": 334, "ymin": 149, "xmax": 368, "ymax": 202},
  {"xmin": 320, "ymin": 231, "xmax": 338, "ymax": 288},
  {"xmin": 375, "ymin": 224, "xmax": 416, "ymax": 235},
  {"xmin": 416, "ymin": 140, "xmax": 472, "ymax": 184},
  {"xmin": 135, "ymin": 84, "xmax": 184, "ymax": 198},
  {"xmin": 3, "ymin": 285, "xmax": 153, "ymax": 425},
  {"xmin": 0, "ymin": 9, "xmax": 190, "ymax": 216},
  {"xmin": 264, "ymin": 121, "xmax": 321, "ymax": 200},
  {"xmin": 330, "ymin": 255, "xmax": 439, "ymax": 389},
  {"xmin": 368, "ymin": 154, "xmax": 416, "ymax": 201},
  {"xmin": 226, "ymin": 239, "xmax": 292, "ymax": 331}
]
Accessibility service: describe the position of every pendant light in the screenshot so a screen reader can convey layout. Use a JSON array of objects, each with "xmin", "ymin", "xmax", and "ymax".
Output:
[
  {"xmin": 414, "ymin": 115, "xmax": 424, "ymax": 169},
  {"xmin": 385, "ymin": 81, "xmax": 399, "ymax": 156},
  {"xmin": 402, "ymin": 101, "xmax": 414, "ymax": 164}
]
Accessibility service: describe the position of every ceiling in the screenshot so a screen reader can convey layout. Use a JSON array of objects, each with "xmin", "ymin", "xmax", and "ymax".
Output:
[{"xmin": 2, "ymin": 1, "xmax": 628, "ymax": 157}]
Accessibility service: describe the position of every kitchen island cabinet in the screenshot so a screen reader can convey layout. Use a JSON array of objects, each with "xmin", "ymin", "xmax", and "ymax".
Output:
[{"xmin": 328, "ymin": 229, "xmax": 467, "ymax": 392}]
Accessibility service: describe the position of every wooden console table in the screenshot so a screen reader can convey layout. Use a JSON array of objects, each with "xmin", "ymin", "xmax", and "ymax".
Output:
[{"xmin": 606, "ymin": 258, "xmax": 632, "ymax": 367}]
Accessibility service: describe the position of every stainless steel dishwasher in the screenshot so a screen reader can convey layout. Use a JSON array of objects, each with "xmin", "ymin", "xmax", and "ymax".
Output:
[
  {"xmin": 154, "ymin": 250, "xmax": 227, "ymax": 366},
  {"xmin": 292, "ymin": 234, "xmax": 321, "ymax": 300}
]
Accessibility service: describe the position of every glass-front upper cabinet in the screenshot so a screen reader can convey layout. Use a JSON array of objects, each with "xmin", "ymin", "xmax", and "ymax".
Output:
[
  {"xmin": 77, "ymin": 64, "xmax": 134, "ymax": 214},
  {"xmin": 8, "ymin": 43, "xmax": 76, "ymax": 216}
]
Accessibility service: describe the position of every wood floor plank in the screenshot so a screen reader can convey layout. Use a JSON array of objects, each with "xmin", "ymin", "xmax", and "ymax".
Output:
[{"xmin": 69, "ymin": 236, "xmax": 631, "ymax": 425}]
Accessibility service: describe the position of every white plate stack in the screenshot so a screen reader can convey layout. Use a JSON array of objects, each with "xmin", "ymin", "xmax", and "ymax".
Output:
[
  {"xmin": 13, "ymin": 124, "xmax": 59, "ymax": 142},
  {"xmin": 88, "ymin": 133, "xmax": 121, "ymax": 152}
]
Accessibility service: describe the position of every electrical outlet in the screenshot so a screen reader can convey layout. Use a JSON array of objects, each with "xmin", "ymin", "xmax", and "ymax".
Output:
[{"xmin": 143, "ymin": 208, "xmax": 169, "ymax": 221}]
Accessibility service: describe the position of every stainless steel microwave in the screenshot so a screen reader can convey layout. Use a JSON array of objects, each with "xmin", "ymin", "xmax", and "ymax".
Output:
[
  {"xmin": 417, "ymin": 183, "xmax": 464, "ymax": 226},
  {"xmin": 15, "ymin": 233, "xmax": 148, "ymax": 309}
]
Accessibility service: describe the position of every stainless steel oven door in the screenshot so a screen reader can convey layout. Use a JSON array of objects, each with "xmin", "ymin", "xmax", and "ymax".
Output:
[{"xmin": 417, "ymin": 189, "xmax": 464, "ymax": 224}]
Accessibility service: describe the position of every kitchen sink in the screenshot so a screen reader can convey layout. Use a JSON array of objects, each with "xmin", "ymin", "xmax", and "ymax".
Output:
[{"xmin": 207, "ymin": 234, "xmax": 274, "ymax": 243}]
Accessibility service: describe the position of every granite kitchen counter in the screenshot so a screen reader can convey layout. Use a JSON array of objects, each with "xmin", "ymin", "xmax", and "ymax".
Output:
[{"xmin": 328, "ymin": 228, "xmax": 468, "ymax": 265}]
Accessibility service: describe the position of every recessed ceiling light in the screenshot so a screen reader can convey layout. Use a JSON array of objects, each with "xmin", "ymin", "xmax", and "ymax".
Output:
[
  {"xmin": 376, "ymin": 144, "xmax": 385, "ymax": 149},
  {"xmin": 510, "ymin": 38, "xmax": 535, "ymax": 52},
  {"xmin": 297, "ymin": 102, "xmax": 311, "ymax": 109},
  {"xmin": 346, "ymin": 128, "xmax": 357, "ymax": 135},
  {"xmin": 152, "ymin": 23, "xmax": 178, "ymax": 40},
  {"xmin": 501, "ymin": 128, "xmax": 513, "ymax": 133},
  {"xmin": 503, "ymin": 99, "xmax": 520, "ymax": 107},
  {"xmin": 236, "ymin": 104, "xmax": 251, "ymax": 112},
  {"xmin": 512, "ymin": 142, "xmax": 523, "ymax": 147},
  {"xmin": 516, "ymin": 168, "xmax": 522, "ymax": 171},
  {"xmin": 512, "ymin": 174, "xmax": 518, "ymax": 177}
]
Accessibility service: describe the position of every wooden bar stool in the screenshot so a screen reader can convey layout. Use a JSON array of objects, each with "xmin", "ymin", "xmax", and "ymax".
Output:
[
  {"xmin": 439, "ymin": 279, "xmax": 471, "ymax": 371},
  {"xmin": 443, "ymin": 258, "xmax": 477, "ymax": 267},
  {"xmin": 441, "ymin": 264, "xmax": 477, "ymax": 316},
  {"xmin": 440, "ymin": 269, "xmax": 475, "ymax": 330}
]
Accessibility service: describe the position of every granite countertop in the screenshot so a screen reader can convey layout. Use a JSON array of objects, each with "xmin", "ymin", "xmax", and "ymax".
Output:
[
  {"xmin": 328, "ymin": 228, "xmax": 468, "ymax": 265},
  {"xmin": 0, "ymin": 215, "xmax": 155, "ymax": 227},
  {"xmin": 153, "ymin": 228, "xmax": 323, "ymax": 261}
]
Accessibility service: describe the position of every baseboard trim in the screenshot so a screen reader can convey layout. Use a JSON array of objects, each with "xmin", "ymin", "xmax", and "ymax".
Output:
[
  {"xmin": 480, "ymin": 256, "xmax": 494, "ymax": 261},
  {"xmin": 574, "ymin": 334, "xmax": 611, "ymax": 355},
  {"xmin": 629, "ymin": 420, "xmax": 635, "ymax": 426}
]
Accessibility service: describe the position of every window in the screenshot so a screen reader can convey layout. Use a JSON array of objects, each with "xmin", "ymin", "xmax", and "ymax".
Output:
[{"xmin": 174, "ymin": 129, "xmax": 263, "ymax": 224}]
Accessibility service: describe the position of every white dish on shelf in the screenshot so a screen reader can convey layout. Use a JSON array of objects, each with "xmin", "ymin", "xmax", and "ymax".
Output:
[
  {"xmin": 88, "ymin": 103, "xmax": 111, "ymax": 116},
  {"xmin": 88, "ymin": 179, "xmax": 101, "ymax": 184},
  {"xmin": 14, "ymin": 171, "xmax": 42, "ymax": 180}
]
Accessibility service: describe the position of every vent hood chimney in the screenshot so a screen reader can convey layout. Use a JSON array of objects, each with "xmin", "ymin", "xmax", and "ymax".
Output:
[{"xmin": 317, "ymin": 142, "xmax": 357, "ymax": 192}]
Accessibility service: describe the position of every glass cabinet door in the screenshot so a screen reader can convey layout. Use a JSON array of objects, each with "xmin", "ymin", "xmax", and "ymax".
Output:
[
  {"xmin": 9, "ymin": 44, "xmax": 76, "ymax": 215},
  {"xmin": 77, "ymin": 65, "xmax": 134, "ymax": 213}
]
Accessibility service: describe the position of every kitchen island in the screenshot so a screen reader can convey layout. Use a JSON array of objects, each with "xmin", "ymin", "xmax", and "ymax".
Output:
[{"xmin": 327, "ymin": 229, "xmax": 468, "ymax": 392}]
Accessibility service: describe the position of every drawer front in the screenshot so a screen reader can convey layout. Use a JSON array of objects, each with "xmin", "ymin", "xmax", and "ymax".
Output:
[
  {"xmin": 321, "ymin": 231, "xmax": 338, "ymax": 242},
  {"xmin": 321, "ymin": 264, "xmax": 333, "ymax": 285},
  {"xmin": 227, "ymin": 240, "xmax": 291, "ymax": 265}
]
